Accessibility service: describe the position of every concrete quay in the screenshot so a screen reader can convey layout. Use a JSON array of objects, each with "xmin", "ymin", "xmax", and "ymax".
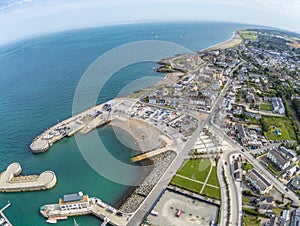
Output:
[
  {"xmin": 131, "ymin": 146, "xmax": 172, "ymax": 162},
  {"xmin": 0, "ymin": 163, "xmax": 56, "ymax": 192},
  {"xmin": 30, "ymin": 102, "xmax": 110, "ymax": 153},
  {"xmin": 30, "ymin": 97, "xmax": 184, "ymax": 154},
  {"xmin": 41, "ymin": 197, "xmax": 129, "ymax": 226}
]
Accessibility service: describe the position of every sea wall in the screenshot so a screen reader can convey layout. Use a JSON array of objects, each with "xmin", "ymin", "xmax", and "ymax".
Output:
[{"xmin": 118, "ymin": 150, "xmax": 177, "ymax": 213}]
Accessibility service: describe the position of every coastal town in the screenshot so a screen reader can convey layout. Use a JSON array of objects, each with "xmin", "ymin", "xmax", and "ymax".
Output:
[{"xmin": 1, "ymin": 28, "xmax": 300, "ymax": 226}]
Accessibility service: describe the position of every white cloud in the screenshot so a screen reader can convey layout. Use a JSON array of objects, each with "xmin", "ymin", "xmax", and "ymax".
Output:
[{"xmin": 0, "ymin": 0, "xmax": 299, "ymax": 46}]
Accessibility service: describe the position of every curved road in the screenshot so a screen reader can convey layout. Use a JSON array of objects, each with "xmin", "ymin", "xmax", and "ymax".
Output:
[
  {"xmin": 217, "ymin": 159, "xmax": 229, "ymax": 226},
  {"xmin": 210, "ymin": 123, "xmax": 300, "ymax": 206}
]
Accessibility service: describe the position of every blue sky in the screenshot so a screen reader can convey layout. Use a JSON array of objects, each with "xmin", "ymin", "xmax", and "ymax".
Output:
[{"xmin": 0, "ymin": 0, "xmax": 299, "ymax": 45}]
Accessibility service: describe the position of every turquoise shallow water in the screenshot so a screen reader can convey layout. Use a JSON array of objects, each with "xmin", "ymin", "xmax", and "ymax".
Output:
[{"xmin": 0, "ymin": 22, "xmax": 254, "ymax": 225}]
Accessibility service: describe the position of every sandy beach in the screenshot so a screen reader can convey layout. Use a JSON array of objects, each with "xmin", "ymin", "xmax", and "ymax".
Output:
[
  {"xmin": 157, "ymin": 72, "xmax": 184, "ymax": 86},
  {"xmin": 203, "ymin": 31, "xmax": 242, "ymax": 52},
  {"xmin": 110, "ymin": 116, "xmax": 165, "ymax": 153}
]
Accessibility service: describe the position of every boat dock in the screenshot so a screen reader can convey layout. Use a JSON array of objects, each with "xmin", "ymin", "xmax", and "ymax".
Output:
[
  {"xmin": 91, "ymin": 199, "xmax": 128, "ymax": 226},
  {"xmin": 40, "ymin": 192, "xmax": 129, "ymax": 226},
  {"xmin": 0, "ymin": 202, "xmax": 12, "ymax": 226},
  {"xmin": 100, "ymin": 217, "xmax": 110, "ymax": 226}
]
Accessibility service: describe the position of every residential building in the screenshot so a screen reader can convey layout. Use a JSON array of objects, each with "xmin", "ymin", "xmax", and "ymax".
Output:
[
  {"xmin": 279, "ymin": 146, "xmax": 297, "ymax": 162},
  {"xmin": 246, "ymin": 92, "xmax": 255, "ymax": 103},
  {"xmin": 258, "ymin": 196, "xmax": 275, "ymax": 215},
  {"xmin": 266, "ymin": 214, "xmax": 277, "ymax": 226},
  {"xmin": 235, "ymin": 124, "xmax": 247, "ymax": 143},
  {"xmin": 279, "ymin": 209, "xmax": 290, "ymax": 226},
  {"xmin": 290, "ymin": 209, "xmax": 300, "ymax": 226},
  {"xmin": 272, "ymin": 97, "xmax": 285, "ymax": 114},
  {"xmin": 246, "ymin": 169, "xmax": 273, "ymax": 194},
  {"xmin": 286, "ymin": 165, "xmax": 300, "ymax": 178},
  {"xmin": 148, "ymin": 96, "xmax": 157, "ymax": 104},
  {"xmin": 291, "ymin": 175, "xmax": 300, "ymax": 190},
  {"xmin": 267, "ymin": 149, "xmax": 290, "ymax": 170}
]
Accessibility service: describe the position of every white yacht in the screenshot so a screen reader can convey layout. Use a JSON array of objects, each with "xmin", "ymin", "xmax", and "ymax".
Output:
[{"xmin": 46, "ymin": 219, "xmax": 57, "ymax": 224}]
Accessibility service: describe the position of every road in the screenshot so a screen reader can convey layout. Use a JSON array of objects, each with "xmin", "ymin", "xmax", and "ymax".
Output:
[
  {"xmin": 206, "ymin": 62, "xmax": 245, "ymax": 226},
  {"xmin": 224, "ymin": 152, "xmax": 242, "ymax": 226},
  {"xmin": 235, "ymin": 103, "xmax": 284, "ymax": 117},
  {"xmin": 209, "ymin": 130, "xmax": 241, "ymax": 226},
  {"xmin": 248, "ymin": 143, "xmax": 280, "ymax": 155},
  {"xmin": 128, "ymin": 62, "xmax": 237, "ymax": 226},
  {"xmin": 217, "ymin": 158, "xmax": 229, "ymax": 226},
  {"xmin": 210, "ymin": 123, "xmax": 300, "ymax": 206},
  {"xmin": 127, "ymin": 123, "xmax": 203, "ymax": 226}
]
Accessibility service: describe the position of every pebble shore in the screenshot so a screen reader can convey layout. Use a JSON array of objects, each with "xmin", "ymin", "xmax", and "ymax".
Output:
[{"xmin": 119, "ymin": 150, "xmax": 176, "ymax": 213}]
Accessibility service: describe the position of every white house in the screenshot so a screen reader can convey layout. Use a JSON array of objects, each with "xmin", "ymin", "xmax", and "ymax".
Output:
[
  {"xmin": 279, "ymin": 146, "xmax": 297, "ymax": 162},
  {"xmin": 291, "ymin": 176, "xmax": 300, "ymax": 190},
  {"xmin": 272, "ymin": 97, "xmax": 285, "ymax": 114},
  {"xmin": 246, "ymin": 169, "xmax": 273, "ymax": 194},
  {"xmin": 267, "ymin": 149, "xmax": 290, "ymax": 170}
]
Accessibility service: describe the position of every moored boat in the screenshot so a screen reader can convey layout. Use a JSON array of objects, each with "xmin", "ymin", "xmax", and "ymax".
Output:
[{"xmin": 46, "ymin": 219, "xmax": 57, "ymax": 224}]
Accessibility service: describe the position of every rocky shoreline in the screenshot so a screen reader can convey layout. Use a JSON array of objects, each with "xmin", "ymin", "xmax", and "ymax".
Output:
[{"xmin": 118, "ymin": 150, "xmax": 176, "ymax": 213}]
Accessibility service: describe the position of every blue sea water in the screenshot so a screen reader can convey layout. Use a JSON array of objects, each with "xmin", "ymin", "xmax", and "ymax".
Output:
[{"xmin": 0, "ymin": 22, "xmax": 253, "ymax": 225}]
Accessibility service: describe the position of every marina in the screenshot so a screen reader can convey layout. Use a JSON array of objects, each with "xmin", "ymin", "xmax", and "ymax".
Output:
[
  {"xmin": 0, "ymin": 202, "xmax": 12, "ymax": 226},
  {"xmin": 40, "ymin": 191, "xmax": 129, "ymax": 226}
]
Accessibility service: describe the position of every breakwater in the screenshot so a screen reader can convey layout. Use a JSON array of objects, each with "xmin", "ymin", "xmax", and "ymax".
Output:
[
  {"xmin": 30, "ymin": 102, "xmax": 110, "ymax": 153},
  {"xmin": 0, "ymin": 163, "xmax": 56, "ymax": 192}
]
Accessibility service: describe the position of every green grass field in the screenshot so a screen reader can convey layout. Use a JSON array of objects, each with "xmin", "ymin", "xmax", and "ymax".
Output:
[
  {"xmin": 170, "ymin": 159, "xmax": 221, "ymax": 200},
  {"xmin": 242, "ymin": 163, "xmax": 253, "ymax": 172},
  {"xmin": 242, "ymin": 216, "xmax": 261, "ymax": 226},
  {"xmin": 171, "ymin": 175, "xmax": 203, "ymax": 193},
  {"xmin": 206, "ymin": 166, "xmax": 219, "ymax": 187},
  {"xmin": 177, "ymin": 159, "xmax": 211, "ymax": 183},
  {"xmin": 201, "ymin": 186, "xmax": 221, "ymax": 200},
  {"xmin": 239, "ymin": 30, "xmax": 258, "ymax": 40},
  {"xmin": 262, "ymin": 116, "xmax": 296, "ymax": 140},
  {"xmin": 260, "ymin": 102, "xmax": 273, "ymax": 111}
]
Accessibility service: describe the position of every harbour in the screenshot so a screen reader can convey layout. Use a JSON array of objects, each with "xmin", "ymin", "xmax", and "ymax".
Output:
[
  {"xmin": 40, "ymin": 191, "xmax": 129, "ymax": 226},
  {"xmin": 32, "ymin": 97, "xmax": 186, "ymax": 223},
  {"xmin": 0, "ymin": 202, "xmax": 12, "ymax": 226},
  {"xmin": 0, "ymin": 22, "xmax": 247, "ymax": 225},
  {"xmin": 30, "ymin": 102, "xmax": 112, "ymax": 153}
]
